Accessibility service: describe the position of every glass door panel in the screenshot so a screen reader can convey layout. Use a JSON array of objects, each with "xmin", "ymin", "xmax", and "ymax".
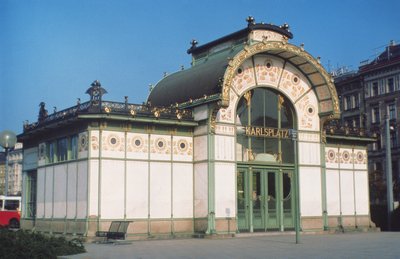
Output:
[
  {"xmin": 237, "ymin": 169, "xmax": 248, "ymax": 232},
  {"xmin": 252, "ymin": 171, "xmax": 264, "ymax": 230},
  {"xmin": 282, "ymin": 171, "xmax": 294, "ymax": 228},
  {"xmin": 266, "ymin": 171, "xmax": 279, "ymax": 230}
]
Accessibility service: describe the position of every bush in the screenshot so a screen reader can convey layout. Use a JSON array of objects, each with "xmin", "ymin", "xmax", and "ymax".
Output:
[{"xmin": 0, "ymin": 229, "xmax": 85, "ymax": 259}]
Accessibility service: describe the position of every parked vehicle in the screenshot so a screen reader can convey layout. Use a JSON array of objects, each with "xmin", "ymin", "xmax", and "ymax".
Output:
[{"xmin": 0, "ymin": 195, "xmax": 21, "ymax": 228}]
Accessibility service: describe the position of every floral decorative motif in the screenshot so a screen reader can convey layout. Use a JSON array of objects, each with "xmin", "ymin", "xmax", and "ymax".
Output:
[
  {"xmin": 91, "ymin": 136, "xmax": 99, "ymax": 151},
  {"xmin": 79, "ymin": 133, "xmax": 88, "ymax": 152},
  {"xmin": 342, "ymin": 150, "xmax": 351, "ymax": 163}
]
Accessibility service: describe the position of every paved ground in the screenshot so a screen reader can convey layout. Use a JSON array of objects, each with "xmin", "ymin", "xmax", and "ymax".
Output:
[{"xmin": 65, "ymin": 232, "xmax": 400, "ymax": 259}]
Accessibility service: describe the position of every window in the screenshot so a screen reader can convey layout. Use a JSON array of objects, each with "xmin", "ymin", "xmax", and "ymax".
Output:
[
  {"xmin": 69, "ymin": 135, "xmax": 78, "ymax": 160},
  {"xmin": 388, "ymin": 103, "xmax": 396, "ymax": 120},
  {"xmin": 372, "ymin": 106, "xmax": 380, "ymax": 123},
  {"xmin": 380, "ymin": 81, "xmax": 385, "ymax": 95},
  {"xmin": 391, "ymin": 131, "xmax": 397, "ymax": 148},
  {"xmin": 47, "ymin": 141, "xmax": 56, "ymax": 163},
  {"xmin": 388, "ymin": 78, "xmax": 394, "ymax": 93},
  {"xmin": 25, "ymin": 171, "xmax": 37, "ymax": 218},
  {"xmin": 372, "ymin": 82, "xmax": 378, "ymax": 96},
  {"xmin": 354, "ymin": 94, "xmax": 360, "ymax": 109},
  {"xmin": 236, "ymin": 88, "xmax": 295, "ymax": 163},
  {"xmin": 57, "ymin": 138, "xmax": 68, "ymax": 162},
  {"xmin": 345, "ymin": 96, "xmax": 351, "ymax": 110}
]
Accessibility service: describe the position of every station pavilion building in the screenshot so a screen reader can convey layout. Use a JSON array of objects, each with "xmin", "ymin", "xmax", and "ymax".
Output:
[{"xmin": 19, "ymin": 18, "xmax": 375, "ymax": 239}]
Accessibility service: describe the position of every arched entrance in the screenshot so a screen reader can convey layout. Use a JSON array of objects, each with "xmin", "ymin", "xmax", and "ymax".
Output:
[{"xmin": 236, "ymin": 87, "xmax": 296, "ymax": 232}]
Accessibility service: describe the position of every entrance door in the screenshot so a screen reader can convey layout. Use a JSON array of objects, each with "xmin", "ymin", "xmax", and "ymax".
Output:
[{"xmin": 237, "ymin": 167, "xmax": 294, "ymax": 232}]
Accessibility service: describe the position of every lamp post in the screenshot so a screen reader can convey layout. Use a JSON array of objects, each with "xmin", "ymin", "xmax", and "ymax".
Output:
[
  {"xmin": 384, "ymin": 116, "xmax": 394, "ymax": 230},
  {"xmin": 0, "ymin": 130, "xmax": 17, "ymax": 196}
]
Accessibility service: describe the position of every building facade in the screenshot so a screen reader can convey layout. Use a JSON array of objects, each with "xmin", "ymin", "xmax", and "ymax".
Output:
[
  {"xmin": 19, "ymin": 18, "xmax": 375, "ymax": 238},
  {"xmin": 0, "ymin": 143, "xmax": 23, "ymax": 196},
  {"xmin": 335, "ymin": 41, "xmax": 400, "ymax": 205}
]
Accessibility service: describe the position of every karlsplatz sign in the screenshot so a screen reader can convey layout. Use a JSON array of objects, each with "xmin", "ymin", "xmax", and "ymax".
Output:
[{"xmin": 244, "ymin": 126, "xmax": 291, "ymax": 139}]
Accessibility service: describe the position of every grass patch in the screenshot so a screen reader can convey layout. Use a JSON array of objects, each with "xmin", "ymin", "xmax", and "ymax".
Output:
[{"xmin": 0, "ymin": 228, "xmax": 85, "ymax": 258}]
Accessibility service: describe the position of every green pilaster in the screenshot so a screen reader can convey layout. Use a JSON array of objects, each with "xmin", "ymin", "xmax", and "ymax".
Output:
[
  {"xmin": 206, "ymin": 110, "xmax": 216, "ymax": 235},
  {"xmin": 320, "ymin": 138, "xmax": 328, "ymax": 230}
]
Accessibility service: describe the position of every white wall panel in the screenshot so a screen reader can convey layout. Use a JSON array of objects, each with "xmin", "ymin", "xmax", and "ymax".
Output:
[
  {"xmin": 101, "ymin": 160, "xmax": 124, "ymax": 219},
  {"xmin": 126, "ymin": 133, "xmax": 148, "ymax": 160},
  {"xmin": 89, "ymin": 160, "xmax": 99, "ymax": 216},
  {"xmin": 325, "ymin": 147, "xmax": 339, "ymax": 169},
  {"xmin": 101, "ymin": 131, "xmax": 125, "ymax": 159},
  {"xmin": 340, "ymin": 170, "xmax": 355, "ymax": 215},
  {"xmin": 353, "ymin": 149, "xmax": 367, "ymax": 170},
  {"xmin": 194, "ymin": 136, "xmax": 207, "ymax": 161},
  {"xmin": 44, "ymin": 167, "xmax": 54, "ymax": 218},
  {"xmin": 214, "ymin": 135, "xmax": 235, "ymax": 161},
  {"xmin": 194, "ymin": 163, "xmax": 208, "ymax": 217},
  {"xmin": 339, "ymin": 148, "xmax": 353, "ymax": 170},
  {"xmin": 36, "ymin": 168, "xmax": 45, "ymax": 218},
  {"xmin": 172, "ymin": 136, "xmax": 193, "ymax": 162},
  {"xmin": 214, "ymin": 163, "xmax": 236, "ymax": 218},
  {"xmin": 53, "ymin": 164, "xmax": 67, "ymax": 218},
  {"xmin": 299, "ymin": 142, "xmax": 321, "ymax": 165},
  {"xmin": 150, "ymin": 162, "xmax": 171, "ymax": 218},
  {"xmin": 67, "ymin": 163, "xmax": 77, "ymax": 219},
  {"xmin": 326, "ymin": 170, "xmax": 340, "ymax": 216},
  {"xmin": 23, "ymin": 147, "xmax": 38, "ymax": 170},
  {"xmin": 77, "ymin": 161, "xmax": 88, "ymax": 218},
  {"xmin": 79, "ymin": 131, "xmax": 89, "ymax": 159},
  {"xmin": 299, "ymin": 167, "xmax": 322, "ymax": 216},
  {"xmin": 173, "ymin": 163, "xmax": 193, "ymax": 218},
  {"xmin": 90, "ymin": 130, "xmax": 99, "ymax": 158},
  {"xmin": 355, "ymin": 171, "xmax": 369, "ymax": 215},
  {"xmin": 150, "ymin": 134, "xmax": 171, "ymax": 161},
  {"xmin": 126, "ymin": 161, "xmax": 148, "ymax": 218}
]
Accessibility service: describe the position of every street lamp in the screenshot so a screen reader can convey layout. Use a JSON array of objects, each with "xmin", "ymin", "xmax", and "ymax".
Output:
[{"xmin": 0, "ymin": 130, "xmax": 17, "ymax": 196}]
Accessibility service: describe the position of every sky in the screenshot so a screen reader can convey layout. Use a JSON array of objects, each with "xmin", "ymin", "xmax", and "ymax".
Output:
[{"xmin": 1, "ymin": 0, "xmax": 399, "ymax": 136}]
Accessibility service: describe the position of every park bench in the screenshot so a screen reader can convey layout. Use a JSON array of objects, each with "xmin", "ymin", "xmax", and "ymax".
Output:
[{"xmin": 95, "ymin": 221, "xmax": 132, "ymax": 241}]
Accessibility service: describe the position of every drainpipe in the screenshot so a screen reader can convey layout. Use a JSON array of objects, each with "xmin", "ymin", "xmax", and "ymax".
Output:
[{"xmin": 385, "ymin": 116, "xmax": 394, "ymax": 230}]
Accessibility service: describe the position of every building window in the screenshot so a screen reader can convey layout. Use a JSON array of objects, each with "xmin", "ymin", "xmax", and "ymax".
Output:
[
  {"xmin": 388, "ymin": 78, "xmax": 394, "ymax": 93},
  {"xmin": 354, "ymin": 94, "xmax": 360, "ymax": 108},
  {"xmin": 46, "ymin": 141, "xmax": 56, "ymax": 163},
  {"xmin": 25, "ymin": 170, "xmax": 37, "ymax": 218},
  {"xmin": 380, "ymin": 81, "xmax": 385, "ymax": 95},
  {"xmin": 345, "ymin": 96, "xmax": 351, "ymax": 110},
  {"xmin": 391, "ymin": 131, "xmax": 397, "ymax": 148},
  {"xmin": 69, "ymin": 135, "xmax": 78, "ymax": 160},
  {"xmin": 372, "ymin": 106, "xmax": 380, "ymax": 123},
  {"xmin": 372, "ymin": 82, "xmax": 379, "ymax": 96},
  {"xmin": 57, "ymin": 138, "xmax": 68, "ymax": 162},
  {"xmin": 388, "ymin": 103, "xmax": 396, "ymax": 120}
]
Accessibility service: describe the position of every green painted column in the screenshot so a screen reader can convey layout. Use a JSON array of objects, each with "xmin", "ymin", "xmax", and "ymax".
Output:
[
  {"xmin": 320, "ymin": 138, "xmax": 328, "ymax": 230},
  {"xmin": 206, "ymin": 112, "xmax": 216, "ymax": 235}
]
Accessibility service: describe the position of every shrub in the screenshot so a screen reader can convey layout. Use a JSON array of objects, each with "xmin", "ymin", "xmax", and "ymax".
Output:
[{"xmin": 0, "ymin": 228, "xmax": 85, "ymax": 259}]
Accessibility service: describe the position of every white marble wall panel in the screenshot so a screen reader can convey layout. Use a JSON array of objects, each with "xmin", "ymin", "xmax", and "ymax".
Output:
[
  {"xmin": 101, "ymin": 160, "xmax": 124, "ymax": 219},
  {"xmin": 67, "ymin": 163, "xmax": 77, "ymax": 218},
  {"xmin": 216, "ymin": 89, "xmax": 238, "ymax": 124},
  {"xmin": 173, "ymin": 163, "xmax": 194, "ymax": 218},
  {"xmin": 295, "ymin": 91, "xmax": 320, "ymax": 131},
  {"xmin": 194, "ymin": 125, "xmax": 208, "ymax": 136},
  {"xmin": 77, "ymin": 161, "xmax": 88, "ymax": 218},
  {"xmin": 53, "ymin": 164, "xmax": 67, "ymax": 218},
  {"xmin": 193, "ymin": 105, "xmax": 208, "ymax": 121},
  {"xmin": 298, "ymin": 142, "xmax": 321, "ymax": 165},
  {"xmin": 101, "ymin": 131, "xmax": 125, "ymax": 159},
  {"xmin": 126, "ymin": 133, "xmax": 149, "ymax": 160},
  {"xmin": 253, "ymin": 55, "xmax": 284, "ymax": 88},
  {"xmin": 89, "ymin": 130, "xmax": 99, "ymax": 158},
  {"xmin": 355, "ymin": 171, "xmax": 369, "ymax": 215},
  {"xmin": 194, "ymin": 163, "xmax": 208, "ymax": 218},
  {"xmin": 340, "ymin": 170, "xmax": 355, "ymax": 215},
  {"xmin": 214, "ymin": 135, "xmax": 235, "ymax": 161},
  {"xmin": 89, "ymin": 160, "xmax": 99, "ymax": 217},
  {"xmin": 325, "ymin": 147, "xmax": 339, "ymax": 169},
  {"xmin": 326, "ymin": 169, "xmax": 340, "ymax": 216},
  {"xmin": 339, "ymin": 148, "xmax": 353, "ymax": 170},
  {"xmin": 214, "ymin": 124, "xmax": 235, "ymax": 136},
  {"xmin": 150, "ymin": 162, "xmax": 171, "ymax": 218},
  {"xmin": 232, "ymin": 58, "xmax": 256, "ymax": 96},
  {"xmin": 44, "ymin": 167, "xmax": 54, "ymax": 218},
  {"xmin": 79, "ymin": 131, "xmax": 89, "ymax": 159},
  {"xmin": 36, "ymin": 168, "xmax": 45, "ymax": 218},
  {"xmin": 126, "ymin": 161, "xmax": 148, "ymax": 218},
  {"xmin": 150, "ymin": 134, "xmax": 171, "ymax": 161},
  {"xmin": 353, "ymin": 149, "xmax": 367, "ymax": 170},
  {"xmin": 172, "ymin": 136, "xmax": 193, "ymax": 162},
  {"xmin": 194, "ymin": 136, "xmax": 208, "ymax": 161},
  {"xmin": 298, "ymin": 132, "xmax": 320, "ymax": 143},
  {"xmin": 299, "ymin": 167, "xmax": 322, "ymax": 216},
  {"xmin": 37, "ymin": 144, "xmax": 46, "ymax": 167},
  {"xmin": 214, "ymin": 163, "xmax": 236, "ymax": 218}
]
